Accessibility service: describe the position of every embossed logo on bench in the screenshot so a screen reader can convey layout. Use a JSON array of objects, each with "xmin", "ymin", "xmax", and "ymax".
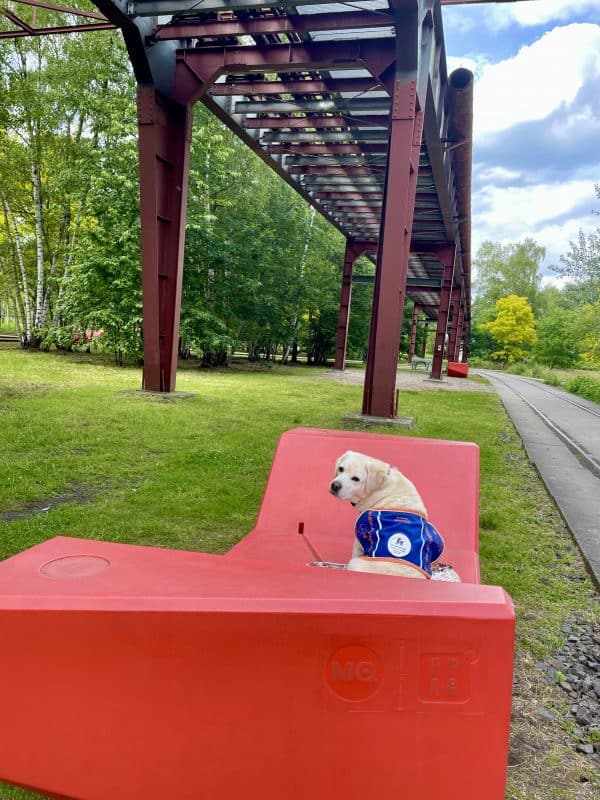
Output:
[
  {"xmin": 40, "ymin": 555, "xmax": 111, "ymax": 579},
  {"xmin": 419, "ymin": 652, "xmax": 475, "ymax": 702},
  {"xmin": 325, "ymin": 645, "xmax": 384, "ymax": 702}
]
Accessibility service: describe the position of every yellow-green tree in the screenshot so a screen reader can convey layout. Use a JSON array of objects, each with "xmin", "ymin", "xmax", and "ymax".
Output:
[{"xmin": 479, "ymin": 294, "xmax": 537, "ymax": 365}]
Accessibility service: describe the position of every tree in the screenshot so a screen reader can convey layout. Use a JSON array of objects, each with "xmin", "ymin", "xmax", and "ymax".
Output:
[
  {"xmin": 533, "ymin": 307, "xmax": 581, "ymax": 368},
  {"xmin": 552, "ymin": 185, "xmax": 600, "ymax": 299},
  {"xmin": 473, "ymin": 238, "xmax": 544, "ymax": 314},
  {"xmin": 578, "ymin": 301, "xmax": 600, "ymax": 367},
  {"xmin": 479, "ymin": 295, "xmax": 537, "ymax": 365},
  {"xmin": 0, "ymin": 29, "xmax": 132, "ymax": 346}
]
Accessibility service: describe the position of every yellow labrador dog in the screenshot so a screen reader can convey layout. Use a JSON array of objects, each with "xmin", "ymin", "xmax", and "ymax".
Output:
[{"xmin": 329, "ymin": 451, "xmax": 459, "ymax": 581}]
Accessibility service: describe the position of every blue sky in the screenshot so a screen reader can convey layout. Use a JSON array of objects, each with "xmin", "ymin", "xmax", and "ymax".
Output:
[{"xmin": 441, "ymin": 0, "xmax": 600, "ymax": 284}]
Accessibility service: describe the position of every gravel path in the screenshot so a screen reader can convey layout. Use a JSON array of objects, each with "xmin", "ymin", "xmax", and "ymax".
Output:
[
  {"xmin": 539, "ymin": 618, "xmax": 600, "ymax": 763},
  {"xmin": 319, "ymin": 368, "xmax": 494, "ymax": 392}
]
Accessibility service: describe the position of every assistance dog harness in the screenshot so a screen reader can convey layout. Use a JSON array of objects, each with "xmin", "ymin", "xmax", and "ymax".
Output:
[{"xmin": 355, "ymin": 509, "xmax": 445, "ymax": 578}]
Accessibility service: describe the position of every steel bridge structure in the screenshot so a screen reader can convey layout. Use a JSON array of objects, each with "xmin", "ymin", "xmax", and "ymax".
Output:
[{"xmin": 0, "ymin": 0, "xmax": 512, "ymax": 416}]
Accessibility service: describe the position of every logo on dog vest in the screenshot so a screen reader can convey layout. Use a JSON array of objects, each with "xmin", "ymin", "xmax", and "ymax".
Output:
[
  {"xmin": 387, "ymin": 532, "xmax": 412, "ymax": 558},
  {"xmin": 326, "ymin": 645, "xmax": 383, "ymax": 701}
]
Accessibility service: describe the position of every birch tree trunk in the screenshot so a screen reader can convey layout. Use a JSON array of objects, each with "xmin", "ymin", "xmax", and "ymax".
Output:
[
  {"xmin": 2, "ymin": 193, "xmax": 33, "ymax": 342},
  {"xmin": 31, "ymin": 161, "xmax": 46, "ymax": 331}
]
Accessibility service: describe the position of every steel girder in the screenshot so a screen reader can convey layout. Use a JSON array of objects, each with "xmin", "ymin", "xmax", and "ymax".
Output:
[{"xmin": 79, "ymin": 0, "xmax": 473, "ymax": 411}]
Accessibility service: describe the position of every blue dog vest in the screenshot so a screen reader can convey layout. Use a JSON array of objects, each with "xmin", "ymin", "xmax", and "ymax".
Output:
[{"xmin": 355, "ymin": 509, "xmax": 445, "ymax": 578}]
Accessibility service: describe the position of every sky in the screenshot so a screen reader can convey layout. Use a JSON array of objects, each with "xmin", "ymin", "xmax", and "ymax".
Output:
[{"xmin": 441, "ymin": 0, "xmax": 600, "ymax": 285}]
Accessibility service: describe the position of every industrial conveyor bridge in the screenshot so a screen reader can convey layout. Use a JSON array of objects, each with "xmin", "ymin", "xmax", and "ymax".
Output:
[{"xmin": 0, "ymin": 0, "xmax": 497, "ymax": 417}]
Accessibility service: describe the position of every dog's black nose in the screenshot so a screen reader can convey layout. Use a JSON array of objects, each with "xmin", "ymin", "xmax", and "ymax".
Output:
[{"xmin": 330, "ymin": 480, "xmax": 341, "ymax": 493}]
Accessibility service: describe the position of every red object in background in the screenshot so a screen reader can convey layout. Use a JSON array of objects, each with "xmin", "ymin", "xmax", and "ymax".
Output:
[
  {"xmin": 448, "ymin": 361, "xmax": 469, "ymax": 377},
  {"xmin": 0, "ymin": 428, "xmax": 514, "ymax": 800}
]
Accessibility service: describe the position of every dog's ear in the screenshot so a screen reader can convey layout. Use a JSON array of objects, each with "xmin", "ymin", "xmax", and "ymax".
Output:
[
  {"xmin": 334, "ymin": 451, "xmax": 350, "ymax": 471},
  {"xmin": 365, "ymin": 459, "xmax": 390, "ymax": 495}
]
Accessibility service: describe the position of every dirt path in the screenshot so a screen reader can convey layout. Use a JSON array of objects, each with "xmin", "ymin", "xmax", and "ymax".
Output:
[{"xmin": 318, "ymin": 368, "xmax": 494, "ymax": 393}]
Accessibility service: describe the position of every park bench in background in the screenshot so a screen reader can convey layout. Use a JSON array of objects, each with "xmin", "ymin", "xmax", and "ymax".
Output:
[
  {"xmin": 0, "ymin": 428, "xmax": 514, "ymax": 800},
  {"xmin": 411, "ymin": 356, "xmax": 432, "ymax": 370}
]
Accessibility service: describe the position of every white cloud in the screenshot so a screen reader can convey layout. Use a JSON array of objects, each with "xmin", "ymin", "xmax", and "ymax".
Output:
[
  {"xmin": 491, "ymin": 0, "xmax": 600, "ymax": 29},
  {"xmin": 446, "ymin": 54, "xmax": 486, "ymax": 79},
  {"xmin": 475, "ymin": 166, "xmax": 522, "ymax": 184},
  {"xmin": 541, "ymin": 274, "xmax": 570, "ymax": 289},
  {"xmin": 471, "ymin": 179, "xmax": 598, "ymax": 269},
  {"xmin": 473, "ymin": 23, "xmax": 600, "ymax": 136}
]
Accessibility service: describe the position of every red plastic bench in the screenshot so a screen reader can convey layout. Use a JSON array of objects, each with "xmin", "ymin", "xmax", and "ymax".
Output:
[
  {"xmin": 229, "ymin": 428, "xmax": 481, "ymax": 583},
  {"xmin": 448, "ymin": 361, "xmax": 469, "ymax": 378},
  {"xmin": 0, "ymin": 428, "xmax": 514, "ymax": 800}
]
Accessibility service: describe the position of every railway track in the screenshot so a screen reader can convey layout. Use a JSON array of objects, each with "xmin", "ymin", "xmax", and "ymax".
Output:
[{"xmin": 478, "ymin": 370, "xmax": 600, "ymax": 479}]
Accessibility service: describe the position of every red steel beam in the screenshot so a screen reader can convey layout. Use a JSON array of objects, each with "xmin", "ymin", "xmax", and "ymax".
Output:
[
  {"xmin": 312, "ymin": 192, "xmax": 383, "ymax": 201},
  {"xmin": 288, "ymin": 166, "xmax": 385, "ymax": 176},
  {"xmin": 430, "ymin": 255, "xmax": 456, "ymax": 380},
  {"xmin": 334, "ymin": 240, "xmax": 372, "ymax": 371},
  {"xmin": 325, "ymin": 206, "xmax": 381, "ymax": 213},
  {"xmin": 211, "ymin": 78, "xmax": 382, "ymax": 97},
  {"xmin": 362, "ymin": 2, "xmax": 423, "ymax": 419},
  {"xmin": 242, "ymin": 116, "xmax": 388, "ymax": 130},
  {"xmin": 266, "ymin": 144, "xmax": 387, "ymax": 155},
  {"xmin": 137, "ymin": 88, "xmax": 192, "ymax": 393},
  {"xmin": 454, "ymin": 304, "xmax": 465, "ymax": 362},
  {"xmin": 0, "ymin": 21, "xmax": 114, "ymax": 37},
  {"xmin": 156, "ymin": 11, "xmax": 394, "ymax": 41},
  {"xmin": 9, "ymin": 0, "xmax": 109, "ymax": 19},
  {"xmin": 2, "ymin": 9, "xmax": 34, "ymax": 32},
  {"xmin": 447, "ymin": 287, "xmax": 462, "ymax": 362},
  {"xmin": 0, "ymin": 0, "xmax": 114, "ymax": 36},
  {"xmin": 174, "ymin": 39, "xmax": 396, "ymax": 104},
  {"xmin": 408, "ymin": 304, "xmax": 420, "ymax": 362}
]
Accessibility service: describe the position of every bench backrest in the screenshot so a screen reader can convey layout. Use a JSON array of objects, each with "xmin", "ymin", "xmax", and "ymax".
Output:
[{"xmin": 242, "ymin": 427, "xmax": 480, "ymax": 580}]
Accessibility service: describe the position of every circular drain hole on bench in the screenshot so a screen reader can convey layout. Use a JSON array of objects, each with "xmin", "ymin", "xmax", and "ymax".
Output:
[{"xmin": 40, "ymin": 555, "xmax": 111, "ymax": 579}]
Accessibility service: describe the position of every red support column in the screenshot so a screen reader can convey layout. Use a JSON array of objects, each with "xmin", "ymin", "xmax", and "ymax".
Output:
[
  {"xmin": 137, "ymin": 88, "xmax": 192, "ymax": 392},
  {"xmin": 421, "ymin": 322, "xmax": 429, "ymax": 357},
  {"xmin": 447, "ymin": 287, "xmax": 461, "ymax": 364},
  {"xmin": 407, "ymin": 303, "xmax": 420, "ymax": 361},
  {"xmin": 429, "ymin": 247, "xmax": 456, "ymax": 380},
  {"xmin": 334, "ymin": 240, "xmax": 369, "ymax": 370},
  {"xmin": 462, "ymin": 318, "xmax": 471, "ymax": 362},
  {"xmin": 454, "ymin": 303, "xmax": 465, "ymax": 362},
  {"xmin": 362, "ymin": 78, "xmax": 423, "ymax": 417}
]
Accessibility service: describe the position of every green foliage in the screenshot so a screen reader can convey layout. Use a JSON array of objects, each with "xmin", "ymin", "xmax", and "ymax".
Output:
[
  {"xmin": 179, "ymin": 309, "xmax": 233, "ymax": 366},
  {"xmin": 473, "ymin": 238, "xmax": 544, "ymax": 315},
  {"xmin": 578, "ymin": 301, "xmax": 600, "ymax": 366},
  {"xmin": 552, "ymin": 185, "xmax": 600, "ymax": 292},
  {"xmin": 469, "ymin": 304, "xmax": 497, "ymax": 359},
  {"xmin": 38, "ymin": 325, "xmax": 75, "ymax": 352},
  {"xmin": 479, "ymin": 294, "xmax": 537, "ymax": 364},
  {"xmin": 534, "ymin": 307, "xmax": 582, "ymax": 368},
  {"xmin": 563, "ymin": 374, "xmax": 600, "ymax": 404},
  {"xmin": 0, "ymin": 30, "xmax": 134, "ymax": 342}
]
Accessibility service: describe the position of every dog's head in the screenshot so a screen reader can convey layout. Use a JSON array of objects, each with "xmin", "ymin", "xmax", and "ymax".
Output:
[{"xmin": 329, "ymin": 450, "xmax": 391, "ymax": 506}]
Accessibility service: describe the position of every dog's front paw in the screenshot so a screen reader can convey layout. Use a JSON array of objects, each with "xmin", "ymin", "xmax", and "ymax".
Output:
[
  {"xmin": 431, "ymin": 564, "xmax": 461, "ymax": 582},
  {"xmin": 347, "ymin": 557, "xmax": 427, "ymax": 578}
]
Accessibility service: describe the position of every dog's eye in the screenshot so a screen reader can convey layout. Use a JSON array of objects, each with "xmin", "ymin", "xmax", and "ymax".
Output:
[
  {"xmin": 338, "ymin": 466, "xmax": 344, "ymax": 473},
  {"xmin": 351, "ymin": 476, "xmax": 360, "ymax": 482}
]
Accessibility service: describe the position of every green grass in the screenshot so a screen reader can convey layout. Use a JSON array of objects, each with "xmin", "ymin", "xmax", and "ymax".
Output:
[{"xmin": 0, "ymin": 345, "xmax": 598, "ymax": 799}]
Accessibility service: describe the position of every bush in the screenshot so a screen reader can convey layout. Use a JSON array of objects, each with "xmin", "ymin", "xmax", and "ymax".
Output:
[
  {"xmin": 543, "ymin": 372, "xmax": 562, "ymax": 387},
  {"xmin": 38, "ymin": 326, "xmax": 76, "ymax": 352},
  {"xmin": 564, "ymin": 375, "xmax": 600, "ymax": 404}
]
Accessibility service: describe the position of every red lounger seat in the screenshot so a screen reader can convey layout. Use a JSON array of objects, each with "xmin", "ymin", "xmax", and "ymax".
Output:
[
  {"xmin": 229, "ymin": 428, "xmax": 481, "ymax": 583},
  {"xmin": 447, "ymin": 361, "xmax": 469, "ymax": 377},
  {"xmin": 0, "ymin": 428, "xmax": 514, "ymax": 800}
]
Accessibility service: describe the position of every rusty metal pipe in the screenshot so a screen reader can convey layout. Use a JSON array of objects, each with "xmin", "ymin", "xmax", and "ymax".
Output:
[{"xmin": 447, "ymin": 68, "xmax": 473, "ymax": 310}]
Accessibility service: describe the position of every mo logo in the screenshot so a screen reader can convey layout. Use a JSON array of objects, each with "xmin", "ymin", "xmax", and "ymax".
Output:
[{"xmin": 326, "ymin": 645, "xmax": 384, "ymax": 701}]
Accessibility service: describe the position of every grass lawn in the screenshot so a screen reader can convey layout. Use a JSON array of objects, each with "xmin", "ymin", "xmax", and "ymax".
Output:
[{"xmin": 0, "ymin": 345, "xmax": 598, "ymax": 799}]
